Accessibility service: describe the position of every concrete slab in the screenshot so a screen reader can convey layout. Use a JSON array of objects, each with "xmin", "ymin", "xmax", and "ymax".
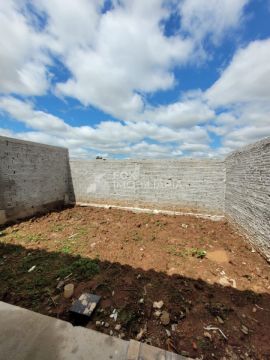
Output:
[
  {"xmin": 0, "ymin": 302, "xmax": 188, "ymax": 360},
  {"xmin": 0, "ymin": 301, "xmax": 128, "ymax": 360}
]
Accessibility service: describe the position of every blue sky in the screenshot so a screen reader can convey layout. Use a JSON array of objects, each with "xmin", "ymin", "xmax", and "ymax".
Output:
[{"xmin": 0, "ymin": 0, "xmax": 270, "ymax": 158}]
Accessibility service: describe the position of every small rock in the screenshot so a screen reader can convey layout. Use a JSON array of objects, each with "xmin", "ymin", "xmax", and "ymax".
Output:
[
  {"xmin": 181, "ymin": 223, "xmax": 188, "ymax": 229},
  {"xmin": 154, "ymin": 310, "xmax": 162, "ymax": 317},
  {"xmin": 165, "ymin": 329, "xmax": 171, "ymax": 337},
  {"xmin": 110, "ymin": 330, "xmax": 113, "ymax": 336},
  {"xmin": 171, "ymin": 324, "xmax": 177, "ymax": 332},
  {"xmin": 153, "ymin": 300, "xmax": 164, "ymax": 309},
  {"xmin": 105, "ymin": 322, "xmax": 110, "ymax": 328},
  {"xmin": 136, "ymin": 327, "xmax": 146, "ymax": 341},
  {"xmin": 28, "ymin": 265, "xmax": 36, "ymax": 273},
  {"xmin": 219, "ymin": 276, "xmax": 237, "ymax": 288},
  {"xmin": 204, "ymin": 331, "xmax": 212, "ymax": 340},
  {"xmin": 252, "ymin": 307, "xmax": 257, "ymax": 313},
  {"xmin": 217, "ymin": 316, "xmax": 224, "ymax": 324},
  {"xmin": 219, "ymin": 276, "xmax": 231, "ymax": 287},
  {"xmin": 160, "ymin": 311, "xmax": 170, "ymax": 326},
  {"xmin": 110, "ymin": 309, "xmax": 118, "ymax": 321},
  {"xmin": 192, "ymin": 341, "xmax": 198, "ymax": 350},
  {"xmin": 138, "ymin": 298, "xmax": 144, "ymax": 304},
  {"xmin": 56, "ymin": 280, "xmax": 65, "ymax": 290},
  {"xmin": 95, "ymin": 321, "xmax": 101, "ymax": 327},
  {"xmin": 241, "ymin": 325, "xmax": 249, "ymax": 335},
  {"xmin": 115, "ymin": 324, "xmax": 121, "ymax": 331},
  {"xmin": 119, "ymin": 333, "xmax": 125, "ymax": 339}
]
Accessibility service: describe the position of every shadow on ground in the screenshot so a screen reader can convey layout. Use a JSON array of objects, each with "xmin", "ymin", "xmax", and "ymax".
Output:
[{"xmin": 0, "ymin": 241, "xmax": 269, "ymax": 359}]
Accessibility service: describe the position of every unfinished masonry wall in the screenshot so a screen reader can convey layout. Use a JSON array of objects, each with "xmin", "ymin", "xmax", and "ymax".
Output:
[
  {"xmin": 0, "ymin": 136, "xmax": 70, "ymax": 225},
  {"xmin": 69, "ymin": 159, "xmax": 226, "ymax": 213},
  {"xmin": 225, "ymin": 137, "xmax": 270, "ymax": 260}
]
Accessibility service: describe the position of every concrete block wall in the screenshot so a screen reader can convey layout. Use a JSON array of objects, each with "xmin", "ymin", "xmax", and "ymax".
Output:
[
  {"xmin": 225, "ymin": 137, "xmax": 270, "ymax": 260},
  {"xmin": 0, "ymin": 136, "xmax": 70, "ymax": 224},
  {"xmin": 0, "ymin": 134, "xmax": 269, "ymax": 259},
  {"xmin": 69, "ymin": 159, "xmax": 226, "ymax": 213}
]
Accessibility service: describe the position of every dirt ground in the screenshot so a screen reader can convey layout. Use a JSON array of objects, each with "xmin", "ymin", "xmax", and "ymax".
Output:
[{"xmin": 0, "ymin": 206, "xmax": 270, "ymax": 359}]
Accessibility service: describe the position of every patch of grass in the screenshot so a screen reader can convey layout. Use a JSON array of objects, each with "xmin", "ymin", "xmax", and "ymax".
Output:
[
  {"xmin": 57, "ymin": 257, "xmax": 99, "ymax": 279},
  {"xmin": 191, "ymin": 248, "xmax": 207, "ymax": 259},
  {"xmin": 206, "ymin": 302, "xmax": 233, "ymax": 318},
  {"xmin": 60, "ymin": 245, "xmax": 72, "ymax": 254},
  {"xmin": 155, "ymin": 220, "xmax": 167, "ymax": 228},
  {"xmin": 118, "ymin": 307, "xmax": 138, "ymax": 326},
  {"xmin": 167, "ymin": 246, "xmax": 207, "ymax": 259},
  {"xmin": 0, "ymin": 231, "xmax": 6, "ymax": 237},
  {"xmin": 24, "ymin": 234, "xmax": 44, "ymax": 243},
  {"xmin": 51, "ymin": 224, "xmax": 65, "ymax": 232},
  {"xmin": 132, "ymin": 232, "xmax": 143, "ymax": 242}
]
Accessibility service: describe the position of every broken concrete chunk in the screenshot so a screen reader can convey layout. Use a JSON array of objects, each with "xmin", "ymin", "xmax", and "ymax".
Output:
[
  {"xmin": 204, "ymin": 331, "xmax": 212, "ymax": 340},
  {"xmin": 153, "ymin": 300, "xmax": 164, "ymax": 309},
  {"xmin": 136, "ymin": 326, "xmax": 146, "ymax": 341},
  {"xmin": 154, "ymin": 310, "xmax": 161, "ymax": 317},
  {"xmin": 70, "ymin": 293, "xmax": 101, "ymax": 317},
  {"xmin": 241, "ymin": 325, "xmax": 249, "ymax": 335},
  {"xmin": 28, "ymin": 265, "xmax": 36, "ymax": 273}
]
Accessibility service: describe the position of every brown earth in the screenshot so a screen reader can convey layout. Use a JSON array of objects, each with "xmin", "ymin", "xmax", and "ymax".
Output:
[{"xmin": 0, "ymin": 206, "xmax": 270, "ymax": 359}]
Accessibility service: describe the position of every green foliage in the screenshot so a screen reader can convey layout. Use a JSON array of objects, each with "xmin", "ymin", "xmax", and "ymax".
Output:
[
  {"xmin": 167, "ymin": 246, "xmax": 206, "ymax": 259},
  {"xmin": 25, "ymin": 234, "xmax": 44, "ymax": 243},
  {"xmin": 191, "ymin": 248, "xmax": 207, "ymax": 259},
  {"xmin": 57, "ymin": 258, "xmax": 99, "ymax": 279}
]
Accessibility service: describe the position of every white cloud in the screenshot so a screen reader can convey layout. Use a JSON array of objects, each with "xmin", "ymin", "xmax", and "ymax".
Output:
[
  {"xmin": 140, "ymin": 97, "xmax": 214, "ymax": 128},
  {"xmin": 50, "ymin": 0, "xmax": 193, "ymax": 118},
  {"xmin": 0, "ymin": 0, "xmax": 268, "ymax": 159},
  {"xmin": 0, "ymin": 0, "xmax": 50, "ymax": 95},
  {"xmin": 0, "ymin": 96, "xmax": 69, "ymax": 132},
  {"xmin": 179, "ymin": 0, "xmax": 249, "ymax": 44},
  {"xmin": 205, "ymin": 38, "xmax": 270, "ymax": 151},
  {"xmin": 206, "ymin": 39, "xmax": 270, "ymax": 106},
  {"xmin": 0, "ymin": 95, "xmax": 211, "ymax": 158}
]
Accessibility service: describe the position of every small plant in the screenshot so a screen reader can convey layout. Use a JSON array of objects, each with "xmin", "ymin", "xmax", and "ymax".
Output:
[
  {"xmin": 57, "ymin": 257, "xmax": 99, "ymax": 279},
  {"xmin": 0, "ymin": 231, "xmax": 5, "ymax": 237},
  {"xmin": 167, "ymin": 246, "xmax": 206, "ymax": 259},
  {"xmin": 60, "ymin": 245, "xmax": 71, "ymax": 254},
  {"xmin": 25, "ymin": 234, "xmax": 43, "ymax": 243},
  {"xmin": 191, "ymin": 248, "xmax": 207, "ymax": 259},
  {"xmin": 51, "ymin": 224, "xmax": 65, "ymax": 232}
]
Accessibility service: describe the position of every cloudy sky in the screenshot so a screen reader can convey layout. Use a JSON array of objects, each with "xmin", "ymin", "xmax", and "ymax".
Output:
[{"xmin": 0, "ymin": 0, "xmax": 269, "ymax": 158}]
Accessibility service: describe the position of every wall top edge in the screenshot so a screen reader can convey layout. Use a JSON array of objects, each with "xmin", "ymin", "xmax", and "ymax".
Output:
[
  {"xmin": 226, "ymin": 136, "xmax": 270, "ymax": 160},
  {"xmin": 69, "ymin": 158, "xmax": 225, "ymax": 163},
  {"xmin": 0, "ymin": 135, "xmax": 68, "ymax": 152}
]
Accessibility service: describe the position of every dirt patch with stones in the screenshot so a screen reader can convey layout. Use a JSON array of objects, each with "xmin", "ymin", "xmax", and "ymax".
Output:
[{"xmin": 0, "ymin": 206, "xmax": 269, "ymax": 359}]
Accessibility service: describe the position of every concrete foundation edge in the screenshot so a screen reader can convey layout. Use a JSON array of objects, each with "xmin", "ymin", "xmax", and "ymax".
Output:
[{"xmin": 0, "ymin": 301, "xmax": 188, "ymax": 360}]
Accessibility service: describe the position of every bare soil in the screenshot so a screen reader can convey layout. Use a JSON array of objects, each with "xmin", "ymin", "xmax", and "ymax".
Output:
[{"xmin": 0, "ymin": 206, "xmax": 270, "ymax": 359}]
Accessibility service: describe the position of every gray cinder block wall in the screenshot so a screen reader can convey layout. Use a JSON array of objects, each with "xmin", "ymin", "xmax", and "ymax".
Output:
[
  {"xmin": 69, "ymin": 159, "xmax": 225, "ymax": 213},
  {"xmin": 0, "ymin": 136, "xmax": 70, "ymax": 225},
  {"xmin": 225, "ymin": 137, "xmax": 270, "ymax": 260},
  {"xmin": 0, "ymin": 135, "xmax": 269, "ymax": 259}
]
